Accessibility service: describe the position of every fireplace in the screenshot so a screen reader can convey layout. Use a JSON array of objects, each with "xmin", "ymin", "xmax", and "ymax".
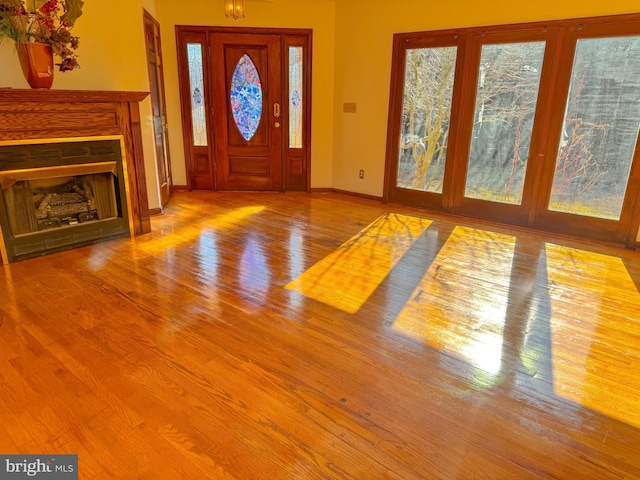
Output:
[
  {"xmin": 0, "ymin": 89, "xmax": 152, "ymax": 265},
  {"xmin": 0, "ymin": 138, "xmax": 132, "ymax": 263}
]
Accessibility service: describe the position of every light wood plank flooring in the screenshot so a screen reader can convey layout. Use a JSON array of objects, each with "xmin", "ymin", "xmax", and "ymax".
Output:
[{"xmin": 1, "ymin": 191, "xmax": 639, "ymax": 479}]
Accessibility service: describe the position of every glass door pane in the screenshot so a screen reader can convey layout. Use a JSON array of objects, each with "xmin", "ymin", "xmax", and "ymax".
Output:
[
  {"xmin": 397, "ymin": 46, "xmax": 457, "ymax": 193},
  {"xmin": 549, "ymin": 36, "xmax": 640, "ymax": 220},
  {"xmin": 464, "ymin": 42, "xmax": 545, "ymax": 204},
  {"xmin": 230, "ymin": 54, "xmax": 263, "ymax": 142},
  {"xmin": 288, "ymin": 46, "xmax": 303, "ymax": 149},
  {"xmin": 187, "ymin": 43, "xmax": 208, "ymax": 146}
]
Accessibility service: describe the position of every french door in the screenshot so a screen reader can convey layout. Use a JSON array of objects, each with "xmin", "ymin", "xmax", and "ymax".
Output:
[
  {"xmin": 176, "ymin": 27, "xmax": 311, "ymax": 192},
  {"xmin": 385, "ymin": 14, "xmax": 640, "ymax": 247},
  {"xmin": 535, "ymin": 23, "xmax": 640, "ymax": 244},
  {"xmin": 452, "ymin": 30, "xmax": 555, "ymax": 226}
]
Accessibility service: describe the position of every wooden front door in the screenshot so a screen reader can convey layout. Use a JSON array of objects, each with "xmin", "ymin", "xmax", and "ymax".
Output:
[
  {"xmin": 143, "ymin": 10, "xmax": 173, "ymax": 206},
  {"xmin": 210, "ymin": 33, "xmax": 282, "ymax": 191}
]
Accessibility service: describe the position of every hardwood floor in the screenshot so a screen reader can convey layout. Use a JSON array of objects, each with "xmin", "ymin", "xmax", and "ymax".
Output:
[{"xmin": 1, "ymin": 191, "xmax": 639, "ymax": 479}]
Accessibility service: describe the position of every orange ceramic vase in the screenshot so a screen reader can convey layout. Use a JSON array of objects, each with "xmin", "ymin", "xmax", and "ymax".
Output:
[{"xmin": 17, "ymin": 42, "xmax": 54, "ymax": 89}]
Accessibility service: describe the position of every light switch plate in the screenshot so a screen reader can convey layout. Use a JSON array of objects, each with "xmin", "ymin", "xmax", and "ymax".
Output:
[{"xmin": 343, "ymin": 102, "xmax": 357, "ymax": 113}]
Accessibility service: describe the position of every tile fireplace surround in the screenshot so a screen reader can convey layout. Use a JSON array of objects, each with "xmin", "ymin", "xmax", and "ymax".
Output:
[{"xmin": 0, "ymin": 89, "xmax": 151, "ymax": 264}]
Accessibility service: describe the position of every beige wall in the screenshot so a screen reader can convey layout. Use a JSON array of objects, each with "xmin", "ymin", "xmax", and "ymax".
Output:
[
  {"xmin": 0, "ymin": 0, "xmax": 162, "ymax": 209},
  {"xmin": 142, "ymin": 0, "xmax": 158, "ymax": 18},
  {"xmin": 155, "ymin": 0, "xmax": 336, "ymax": 189},
  {"xmin": 331, "ymin": 0, "xmax": 640, "ymax": 242}
]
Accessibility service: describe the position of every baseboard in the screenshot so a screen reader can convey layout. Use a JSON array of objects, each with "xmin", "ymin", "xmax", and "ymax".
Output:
[
  {"xmin": 149, "ymin": 207, "xmax": 163, "ymax": 216},
  {"xmin": 170, "ymin": 186, "xmax": 381, "ymax": 203},
  {"xmin": 329, "ymin": 188, "xmax": 383, "ymax": 203},
  {"xmin": 309, "ymin": 188, "xmax": 383, "ymax": 202}
]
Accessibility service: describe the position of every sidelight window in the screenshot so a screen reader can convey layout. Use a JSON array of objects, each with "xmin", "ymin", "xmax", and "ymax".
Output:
[
  {"xmin": 288, "ymin": 46, "xmax": 304, "ymax": 149},
  {"xmin": 187, "ymin": 43, "xmax": 208, "ymax": 146}
]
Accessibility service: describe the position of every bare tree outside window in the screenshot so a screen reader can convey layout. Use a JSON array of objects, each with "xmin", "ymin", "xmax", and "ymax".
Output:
[
  {"xmin": 398, "ymin": 47, "xmax": 457, "ymax": 193},
  {"xmin": 550, "ymin": 36, "xmax": 640, "ymax": 220},
  {"xmin": 389, "ymin": 19, "xmax": 640, "ymax": 246},
  {"xmin": 398, "ymin": 43, "xmax": 546, "ymax": 199},
  {"xmin": 464, "ymin": 42, "xmax": 545, "ymax": 204}
]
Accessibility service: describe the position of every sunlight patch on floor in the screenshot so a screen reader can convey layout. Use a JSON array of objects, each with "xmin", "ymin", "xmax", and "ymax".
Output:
[
  {"xmin": 545, "ymin": 244, "xmax": 640, "ymax": 429},
  {"xmin": 286, "ymin": 213, "xmax": 432, "ymax": 314},
  {"xmin": 392, "ymin": 226, "xmax": 516, "ymax": 379},
  {"xmin": 134, "ymin": 206, "xmax": 266, "ymax": 255}
]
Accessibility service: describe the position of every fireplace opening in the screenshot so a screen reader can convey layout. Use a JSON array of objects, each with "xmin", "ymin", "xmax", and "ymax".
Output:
[
  {"xmin": 32, "ymin": 175, "xmax": 110, "ymax": 230},
  {"xmin": 3, "ymin": 167, "xmax": 120, "ymax": 236},
  {"xmin": 0, "ymin": 138, "xmax": 131, "ymax": 263}
]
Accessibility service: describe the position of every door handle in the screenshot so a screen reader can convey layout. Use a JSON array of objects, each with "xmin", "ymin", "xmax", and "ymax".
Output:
[{"xmin": 274, "ymin": 103, "xmax": 281, "ymax": 118}]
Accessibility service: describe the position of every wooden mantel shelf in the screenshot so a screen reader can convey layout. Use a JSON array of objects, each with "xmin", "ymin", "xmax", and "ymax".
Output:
[
  {"xmin": 0, "ymin": 88, "xmax": 149, "ymax": 104},
  {"xmin": 0, "ymin": 89, "xmax": 151, "ymax": 235}
]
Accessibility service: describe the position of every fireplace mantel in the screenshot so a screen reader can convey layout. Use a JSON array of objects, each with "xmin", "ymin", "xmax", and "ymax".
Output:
[{"xmin": 0, "ymin": 89, "xmax": 151, "ymax": 236}]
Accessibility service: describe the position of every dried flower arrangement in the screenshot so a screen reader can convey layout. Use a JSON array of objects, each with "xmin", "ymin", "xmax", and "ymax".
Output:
[{"xmin": 0, "ymin": 0, "xmax": 84, "ymax": 71}]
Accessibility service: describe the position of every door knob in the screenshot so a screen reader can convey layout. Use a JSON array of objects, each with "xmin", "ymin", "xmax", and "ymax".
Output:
[{"xmin": 274, "ymin": 122, "xmax": 281, "ymax": 128}]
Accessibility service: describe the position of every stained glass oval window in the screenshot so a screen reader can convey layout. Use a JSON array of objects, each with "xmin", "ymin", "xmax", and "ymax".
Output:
[{"xmin": 230, "ymin": 54, "xmax": 263, "ymax": 142}]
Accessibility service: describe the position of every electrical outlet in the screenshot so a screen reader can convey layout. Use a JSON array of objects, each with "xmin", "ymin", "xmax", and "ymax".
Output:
[{"xmin": 359, "ymin": 169, "xmax": 364, "ymax": 179}]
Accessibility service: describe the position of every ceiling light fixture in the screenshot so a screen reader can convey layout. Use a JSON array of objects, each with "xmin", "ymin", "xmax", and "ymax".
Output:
[{"xmin": 225, "ymin": 0, "xmax": 245, "ymax": 20}]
